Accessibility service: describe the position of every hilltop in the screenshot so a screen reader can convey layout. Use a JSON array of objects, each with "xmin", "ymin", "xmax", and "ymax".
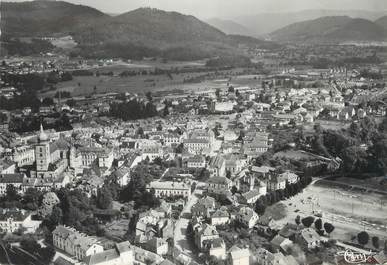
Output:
[
  {"xmin": 0, "ymin": 1, "xmax": 107, "ymax": 37},
  {"xmin": 270, "ymin": 16, "xmax": 387, "ymax": 43}
]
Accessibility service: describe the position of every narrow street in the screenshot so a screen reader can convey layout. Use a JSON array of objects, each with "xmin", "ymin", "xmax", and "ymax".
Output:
[{"xmin": 173, "ymin": 182, "xmax": 205, "ymax": 262}]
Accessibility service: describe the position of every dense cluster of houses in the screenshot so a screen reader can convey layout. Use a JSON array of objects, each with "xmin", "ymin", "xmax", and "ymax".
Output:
[{"xmin": 1, "ymin": 55, "xmax": 387, "ymax": 265}]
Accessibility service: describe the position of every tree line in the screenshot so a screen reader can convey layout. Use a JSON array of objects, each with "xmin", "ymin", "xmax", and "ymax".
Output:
[
  {"xmin": 255, "ymin": 176, "xmax": 312, "ymax": 216},
  {"xmin": 109, "ymin": 99, "xmax": 158, "ymax": 121}
]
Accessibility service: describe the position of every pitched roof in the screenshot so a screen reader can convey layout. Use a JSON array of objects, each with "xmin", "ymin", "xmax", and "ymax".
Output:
[
  {"xmin": 208, "ymin": 177, "xmax": 231, "ymax": 185},
  {"xmin": 197, "ymin": 223, "xmax": 218, "ymax": 237},
  {"xmin": 230, "ymin": 248, "xmax": 250, "ymax": 260},
  {"xmin": 0, "ymin": 173, "xmax": 25, "ymax": 183},
  {"xmin": 53, "ymin": 257, "xmax": 75, "ymax": 265},
  {"xmin": 300, "ymin": 228, "xmax": 320, "ymax": 244},
  {"xmin": 211, "ymin": 209, "xmax": 229, "ymax": 218},
  {"xmin": 84, "ymin": 249, "xmax": 119, "ymax": 265},
  {"xmin": 242, "ymin": 189, "xmax": 262, "ymax": 200}
]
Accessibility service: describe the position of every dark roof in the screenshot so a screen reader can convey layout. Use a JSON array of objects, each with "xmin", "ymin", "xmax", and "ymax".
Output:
[{"xmin": 0, "ymin": 173, "xmax": 24, "ymax": 183}]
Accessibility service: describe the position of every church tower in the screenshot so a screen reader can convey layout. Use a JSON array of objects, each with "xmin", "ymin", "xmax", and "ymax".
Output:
[{"xmin": 35, "ymin": 124, "xmax": 51, "ymax": 172}]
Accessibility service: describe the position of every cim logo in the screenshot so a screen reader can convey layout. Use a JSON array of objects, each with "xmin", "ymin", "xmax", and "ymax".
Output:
[{"xmin": 339, "ymin": 250, "xmax": 381, "ymax": 264}]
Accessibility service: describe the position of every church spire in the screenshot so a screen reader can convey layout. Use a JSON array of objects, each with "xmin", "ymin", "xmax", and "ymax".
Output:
[{"xmin": 39, "ymin": 123, "xmax": 48, "ymax": 142}]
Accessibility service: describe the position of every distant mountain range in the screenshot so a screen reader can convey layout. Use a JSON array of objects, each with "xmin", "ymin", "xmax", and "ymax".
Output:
[
  {"xmin": 270, "ymin": 16, "xmax": 387, "ymax": 43},
  {"xmin": 206, "ymin": 18, "xmax": 252, "ymax": 36},
  {"xmin": 0, "ymin": 1, "xmax": 277, "ymax": 60},
  {"xmin": 2, "ymin": 1, "xmax": 386, "ymax": 59},
  {"xmin": 232, "ymin": 9, "xmax": 387, "ymax": 36}
]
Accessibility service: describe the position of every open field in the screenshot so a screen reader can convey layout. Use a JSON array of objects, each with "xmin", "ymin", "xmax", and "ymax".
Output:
[
  {"xmin": 104, "ymin": 219, "xmax": 129, "ymax": 240},
  {"xmin": 272, "ymin": 178, "xmax": 387, "ymax": 244},
  {"xmin": 40, "ymin": 64, "xmax": 264, "ymax": 97},
  {"xmin": 50, "ymin": 36, "xmax": 77, "ymax": 49}
]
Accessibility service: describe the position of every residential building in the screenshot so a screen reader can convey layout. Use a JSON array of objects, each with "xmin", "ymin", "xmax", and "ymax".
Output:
[
  {"xmin": 211, "ymin": 209, "xmax": 230, "ymax": 226},
  {"xmin": 295, "ymin": 228, "xmax": 321, "ymax": 249},
  {"xmin": 278, "ymin": 171, "xmax": 299, "ymax": 184},
  {"xmin": 146, "ymin": 237, "xmax": 168, "ymax": 256},
  {"xmin": 53, "ymin": 225, "xmax": 104, "ymax": 261},
  {"xmin": 84, "ymin": 241, "xmax": 134, "ymax": 265},
  {"xmin": 236, "ymin": 207, "xmax": 259, "ymax": 229},
  {"xmin": 194, "ymin": 223, "xmax": 219, "ymax": 250},
  {"xmin": 186, "ymin": 155, "xmax": 206, "ymax": 169},
  {"xmin": 205, "ymin": 238, "xmax": 226, "ymax": 260},
  {"xmin": 228, "ymin": 246, "xmax": 250, "ymax": 265},
  {"xmin": 207, "ymin": 177, "xmax": 232, "ymax": 195},
  {"xmin": 146, "ymin": 181, "xmax": 191, "ymax": 198},
  {"xmin": 0, "ymin": 173, "xmax": 25, "ymax": 195},
  {"xmin": 0, "ymin": 209, "xmax": 41, "ymax": 233},
  {"xmin": 208, "ymin": 156, "xmax": 226, "ymax": 177},
  {"xmin": 267, "ymin": 175, "xmax": 286, "ymax": 191},
  {"xmin": 184, "ymin": 138, "xmax": 210, "ymax": 155}
]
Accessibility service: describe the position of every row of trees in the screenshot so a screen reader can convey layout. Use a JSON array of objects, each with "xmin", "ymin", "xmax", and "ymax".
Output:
[
  {"xmin": 295, "ymin": 216, "xmax": 335, "ymax": 236},
  {"xmin": 255, "ymin": 176, "xmax": 312, "ymax": 215},
  {"xmin": 356, "ymin": 231, "xmax": 381, "ymax": 249},
  {"xmin": 9, "ymin": 114, "xmax": 72, "ymax": 133}
]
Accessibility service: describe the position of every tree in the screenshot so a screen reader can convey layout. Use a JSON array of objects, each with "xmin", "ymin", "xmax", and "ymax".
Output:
[
  {"xmin": 163, "ymin": 106, "xmax": 169, "ymax": 116},
  {"xmin": 314, "ymin": 218, "xmax": 322, "ymax": 230},
  {"xmin": 96, "ymin": 187, "xmax": 113, "ymax": 209},
  {"xmin": 20, "ymin": 238, "xmax": 41, "ymax": 254},
  {"xmin": 50, "ymin": 206, "xmax": 63, "ymax": 225},
  {"xmin": 66, "ymin": 99, "xmax": 76, "ymax": 107},
  {"xmin": 301, "ymin": 216, "xmax": 315, "ymax": 228},
  {"xmin": 61, "ymin": 72, "xmax": 73, "ymax": 81},
  {"xmin": 324, "ymin": 222, "xmax": 335, "ymax": 235},
  {"xmin": 39, "ymin": 246, "xmax": 56, "ymax": 263},
  {"xmin": 341, "ymin": 146, "xmax": 369, "ymax": 173},
  {"xmin": 145, "ymin": 91, "xmax": 152, "ymax": 101},
  {"xmin": 372, "ymin": 236, "xmax": 380, "ymax": 249},
  {"xmin": 372, "ymin": 138, "xmax": 387, "ymax": 174},
  {"xmin": 5, "ymin": 184, "xmax": 19, "ymax": 201},
  {"xmin": 215, "ymin": 88, "xmax": 221, "ymax": 98},
  {"xmin": 357, "ymin": 231, "xmax": 369, "ymax": 246},
  {"xmin": 42, "ymin": 97, "xmax": 54, "ymax": 106},
  {"xmin": 255, "ymin": 199, "xmax": 266, "ymax": 215},
  {"xmin": 22, "ymin": 188, "xmax": 42, "ymax": 210},
  {"xmin": 153, "ymin": 157, "xmax": 163, "ymax": 166}
]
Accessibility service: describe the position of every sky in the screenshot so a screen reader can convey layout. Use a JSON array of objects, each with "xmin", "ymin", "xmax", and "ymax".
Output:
[{"xmin": 8, "ymin": 0, "xmax": 387, "ymax": 19}]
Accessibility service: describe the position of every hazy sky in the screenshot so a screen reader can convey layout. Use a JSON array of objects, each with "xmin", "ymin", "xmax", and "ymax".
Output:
[{"xmin": 9, "ymin": 0, "xmax": 387, "ymax": 18}]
